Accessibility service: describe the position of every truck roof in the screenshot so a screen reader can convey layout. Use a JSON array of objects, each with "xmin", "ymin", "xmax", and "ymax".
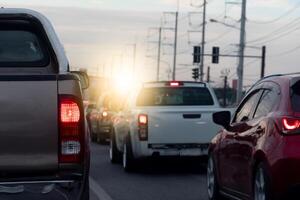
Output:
[
  {"xmin": 143, "ymin": 81, "xmax": 207, "ymax": 88},
  {"xmin": 0, "ymin": 8, "xmax": 69, "ymax": 72}
]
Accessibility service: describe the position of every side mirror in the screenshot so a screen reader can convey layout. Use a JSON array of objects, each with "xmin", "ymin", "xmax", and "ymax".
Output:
[
  {"xmin": 213, "ymin": 111, "xmax": 231, "ymax": 129},
  {"xmin": 71, "ymin": 71, "xmax": 89, "ymax": 90}
]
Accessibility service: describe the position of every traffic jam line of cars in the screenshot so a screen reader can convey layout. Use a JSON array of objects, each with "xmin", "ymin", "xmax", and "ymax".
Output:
[{"xmin": 1, "ymin": 7, "xmax": 300, "ymax": 200}]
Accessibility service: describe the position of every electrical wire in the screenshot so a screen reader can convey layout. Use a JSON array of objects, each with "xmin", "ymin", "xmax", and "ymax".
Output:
[
  {"xmin": 248, "ymin": 2, "xmax": 300, "ymax": 25},
  {"xmin": 251, "ymin": 24, "xmax": 300, "ymax": 45},
  {"xmin": 270, "ymin": 44, "xmax": 300, "ymax": 57},
  {"xmin": 247, "ymin": 16, "xmax": 300, "ymax": 44}
]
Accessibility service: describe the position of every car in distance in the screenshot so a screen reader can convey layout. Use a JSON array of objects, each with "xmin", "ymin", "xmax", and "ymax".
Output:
[
  {"xmin": 208, "ymin": 74, "xmax": 300, "ymax": 200},
  {"xmin": 92, "ymin": 92, "xmax": 124, "ymax": 143},
  {"xmin": 110, "ymin": 81, "xmax": 224, "ymax": 171},
  {"xmin": 0, "ymin": 8, "xmax": 90, "ymax": 200}
]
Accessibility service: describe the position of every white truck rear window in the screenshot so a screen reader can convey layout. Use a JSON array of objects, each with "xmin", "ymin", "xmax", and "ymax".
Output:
[{"xmin": 136, "ymin": 87, "xmax": 214, "ymax": 106}]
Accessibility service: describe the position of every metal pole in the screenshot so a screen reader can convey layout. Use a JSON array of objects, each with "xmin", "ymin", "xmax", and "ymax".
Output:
[
  {"xmin": 223, "ymin": 76, "xmax": 228, "ymax": 107},
  {"xmin": 157, "ymin": 27, "xmax": 162, "ymax": 81},
  {"xmin": 133, "ymin": 44, "xmax": 136, "ymax": 77},
  {"xmin": 261, "ymin": 46, "xmax": 266, "ymax": 79},
  {"xmin": 207, "ymin": 66, "xmax": 210, "ymax": 83},
  {"xmin": 200, "ymin": 0, "xmax": 207, "ymax": 82},
  {"xmin": 172, "ymin": 11, "xmax": 179, "ymax": 81},
  {"xmin": 236, "ymin": 0, "xmax": 247, "ymax": 103}
]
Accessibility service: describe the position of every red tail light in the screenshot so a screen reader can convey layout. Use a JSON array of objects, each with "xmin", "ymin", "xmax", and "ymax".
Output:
[
  {"xmin": 59, "ymin": 96, "xmax": 84, "ymax": 163},
  {"xmin": 282, "ymin": 117, "xmax": 300, "ymax": 131},
  {"xmin": 167, "ymin": 81, "xmax": 183, "ymax": 87},
  {"xmin": 138, "ymin": 114, "xmax": 148, "ymax": 141}
]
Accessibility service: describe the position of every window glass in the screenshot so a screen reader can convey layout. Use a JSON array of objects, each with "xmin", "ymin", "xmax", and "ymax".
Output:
[
  {"xmin": 291, "ymin": 81, "xmax": 300, "ymax": 112},
  {"xmin": 0, "ymin": 30, "xmax": 48, "ymax": 65},
  {"xmin": 254, "ymin": 90, "xmax": 278, "ymax": 118},
  {"xmin": 136, "ymin": 87, "xmax": 214, "ymax": 106},
  {"xmin": 234, "ymin": 90, "xmax": 262, "ymax": 123}
]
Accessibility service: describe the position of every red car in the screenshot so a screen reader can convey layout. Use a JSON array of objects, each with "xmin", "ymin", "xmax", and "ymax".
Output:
[{"xmin": 208, "ymin": 73, "xmax": 300, "ymax": 200}]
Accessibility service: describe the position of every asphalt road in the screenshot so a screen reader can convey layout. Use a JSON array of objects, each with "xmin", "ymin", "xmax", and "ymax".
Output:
[{"xmin": 89, "ymin": 142, "xmax": 209, "ymax": 200}]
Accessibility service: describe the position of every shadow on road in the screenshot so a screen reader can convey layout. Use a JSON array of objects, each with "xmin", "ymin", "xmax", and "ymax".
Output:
[{"xmin": 131, "ymin": 157, "xmax": 208, "ymax": 175}]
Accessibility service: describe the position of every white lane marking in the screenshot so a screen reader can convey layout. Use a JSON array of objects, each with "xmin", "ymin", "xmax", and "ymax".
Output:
[{"xmin": 90, "ymin": 177, "xmax": 114, "ymax": 200}]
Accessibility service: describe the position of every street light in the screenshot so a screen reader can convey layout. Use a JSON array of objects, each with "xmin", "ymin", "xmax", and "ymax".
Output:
[{"xmin": 209, "ymin": 18, "xmax": 239, "ymax": 30}]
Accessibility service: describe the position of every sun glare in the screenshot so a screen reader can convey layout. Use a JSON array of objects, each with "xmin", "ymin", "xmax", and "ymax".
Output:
[{"xmin": 112, "ymin": 71, "xmax": 138, "ymax": 94}]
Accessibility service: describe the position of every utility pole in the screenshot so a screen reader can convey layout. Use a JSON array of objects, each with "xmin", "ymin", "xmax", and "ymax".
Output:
[
  {"xmin": 200, "ymin": 0, "xmax": 207, "ymax": 82},
  {"xmin": 236, "ymin": 0, "xmax": 247, "ymax": 103},
  {"xmin": 172, "ymin": 9, "xmax": 179, "ymax": 80},
  {"xmin": 261, "ymin": 46, "xmax": 266, "ymax": 79},
  {"xmin": 206, "ymin": 66, "xmax": 210, "ymax": 83},
  {"xmin": 223, "ymin": 75, "xmax": 228, "ymax": 107},
  {"xmin": 133, "ymin": 43, "xmax": 136, "ymax": 77},
  {"xmin": 157, "ymin": 27, "xmax": 162, "ymax": 81}
]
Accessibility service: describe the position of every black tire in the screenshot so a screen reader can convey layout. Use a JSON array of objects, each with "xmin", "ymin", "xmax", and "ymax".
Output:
[
  {"xmin": 110, "ymin": 131, "xmax": 122, "ymax": 164},
  {"xmin": 253, "ymin": 163, "xmax": 271, "ymax": 200},
  {"xmin": 81, "ymin": 177, "xmax": 90, "ymax": 200},
  {"xmin": 207, "ymin": 154, "xmax": 222, "ymax": 200},
  {"xmin": 91, "ymin": 131, "xmax": 97, "ymax": 142},
  {"xmin": 123, "ymin": 135, "xmax": 135, "ymax": 172}
]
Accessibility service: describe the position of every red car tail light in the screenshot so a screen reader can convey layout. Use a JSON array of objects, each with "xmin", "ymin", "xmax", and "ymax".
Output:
[
  {"xmin": 59, "ymin": 96, "xmax": 84, "ymax": 163},
  {"xmin": 282, "ymin": 117, "xmax": 300, "ymax": 131},
  {"xmin": 138, "ymin": 114, "xmax": 148, "ymax": 141},
  {"xmin": 167, "ymin": 81, "xmax": 183, "ymax": 87}
]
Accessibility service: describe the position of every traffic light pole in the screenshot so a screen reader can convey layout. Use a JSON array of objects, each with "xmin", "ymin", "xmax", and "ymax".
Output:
[
  {"xmin": 223, "ymin": 75, "xmax": 228, "ymax": 107},
  {"xmin": 207, "ymin": 66, "xmax": 210, "ymax": 83}
]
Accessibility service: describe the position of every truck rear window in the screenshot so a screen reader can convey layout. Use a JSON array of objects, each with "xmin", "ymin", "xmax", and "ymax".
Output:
[
  {"xmin": 291, "ymin": 80, "xmax": 300, "ymax": 112},
  {"xmin": 136, "ymin": 87, "xmax": 214, "ymax": 106},
  {"xmin": 0, "ymin": 30, "xmax": 48, "ymax": 66}
]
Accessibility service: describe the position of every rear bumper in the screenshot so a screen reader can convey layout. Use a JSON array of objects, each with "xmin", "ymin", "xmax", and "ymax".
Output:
[
  {"xmin": 0, "ymin": 179, "xmax": 86, "ymax": 200},
  {"xmin": 268, "ymin": 136, "xmax": 300, "ymax": 199},
  {"xmin": 134, "ymin": 143, "xmax": 209, "ymax": 158}
]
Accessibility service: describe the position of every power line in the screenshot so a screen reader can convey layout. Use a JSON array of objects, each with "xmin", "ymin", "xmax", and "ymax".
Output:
[
  {"xmin": 270, "ymin": 44, "xmax": 300, "ymax": 57},
  {"xmin": 252, "ymin": 24, "xmax": 300, "ymax": 45},
  {"xmin": 248, "ymin": 2, "xmax": 300, "ymax": 24},
  {"xmin": 247, "ymin": 16, "xmax": 300, "ymax": 44}
]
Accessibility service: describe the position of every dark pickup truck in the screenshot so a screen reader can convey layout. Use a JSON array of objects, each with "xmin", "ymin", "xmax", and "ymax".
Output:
[{"xmin": 0, "ymin": 8, "xmax": 90, "ymax": 200}]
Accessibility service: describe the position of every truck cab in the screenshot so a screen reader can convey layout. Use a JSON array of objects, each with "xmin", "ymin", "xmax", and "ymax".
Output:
[{"xmin": 0, "ymin": 8, "xmax": 90, "ymax": 200}]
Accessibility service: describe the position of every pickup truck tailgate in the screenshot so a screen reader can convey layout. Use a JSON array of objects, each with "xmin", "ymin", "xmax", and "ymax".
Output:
[
  {"xmin": 0, "ymin": 78, "xmax": 58, "ymax": 171},
  {"xmin": 147, "ymin": 107, "xmax": 220, "ymax": 144}
]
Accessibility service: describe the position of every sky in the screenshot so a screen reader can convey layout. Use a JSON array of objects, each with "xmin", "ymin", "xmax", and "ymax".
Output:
[{"xmin": 2, "ymin": 0, "xmax": 300, "ymax": 88}]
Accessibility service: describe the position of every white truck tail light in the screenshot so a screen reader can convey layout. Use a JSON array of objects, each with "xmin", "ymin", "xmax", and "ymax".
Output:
[
  {"xmin": 138, "ymin": 114, "xmax": 148, "ymax": 141},
  {"xmin": 59, "ymin": 97, "xmax": 83, "ymax": 163}
]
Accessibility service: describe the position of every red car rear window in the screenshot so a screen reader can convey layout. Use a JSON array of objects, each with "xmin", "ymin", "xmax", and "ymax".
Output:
[{"xmin": 291, "ymin": 80, "xmax": 300, "ymax": 112}]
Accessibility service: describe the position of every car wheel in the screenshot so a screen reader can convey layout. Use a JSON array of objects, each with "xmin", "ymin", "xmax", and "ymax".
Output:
[
  {"xmin": 123, "ymin": 136, "xmax": 135, "ymax": 172},
  {"xmin": 207, "ymin": 155, "xmax": 222, "ymax": 200},
  {"xmin": 91, "ymin": 132, "xmax": 97, "ymax": 142},
  {"xmin": 81, "ymin": 177, "xmax": 90, "ymax": 200},
  {"xmin": 254, "ymin": 163, "xmax": 271, "ymax": 200},
  {"xmin": 110, "ymin": 131, "xmax": 122, "ymax": 164}
]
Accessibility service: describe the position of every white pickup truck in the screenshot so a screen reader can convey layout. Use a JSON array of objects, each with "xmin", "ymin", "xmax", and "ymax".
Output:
[{"xmin": 110, "ymin": 81, "xmax": 224, "ymax": 171}]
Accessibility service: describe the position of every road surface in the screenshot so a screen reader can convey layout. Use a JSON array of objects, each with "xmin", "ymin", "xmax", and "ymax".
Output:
[{"xmin": 89, "ymin": 143, "xmax": 209, "ymax": 200}]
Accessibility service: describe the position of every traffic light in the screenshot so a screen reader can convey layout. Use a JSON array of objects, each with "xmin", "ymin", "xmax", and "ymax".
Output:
[
  {"xmin": 192, "ymin": 68, "xmax": 199, "ymax": 81},
  {"xmin": 193, "ymin": 46, "xmax": 201, "ymax": 64},
  {"xmin": 212, "ymin": 46, "xmax": 220, "ymax": 64}
]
